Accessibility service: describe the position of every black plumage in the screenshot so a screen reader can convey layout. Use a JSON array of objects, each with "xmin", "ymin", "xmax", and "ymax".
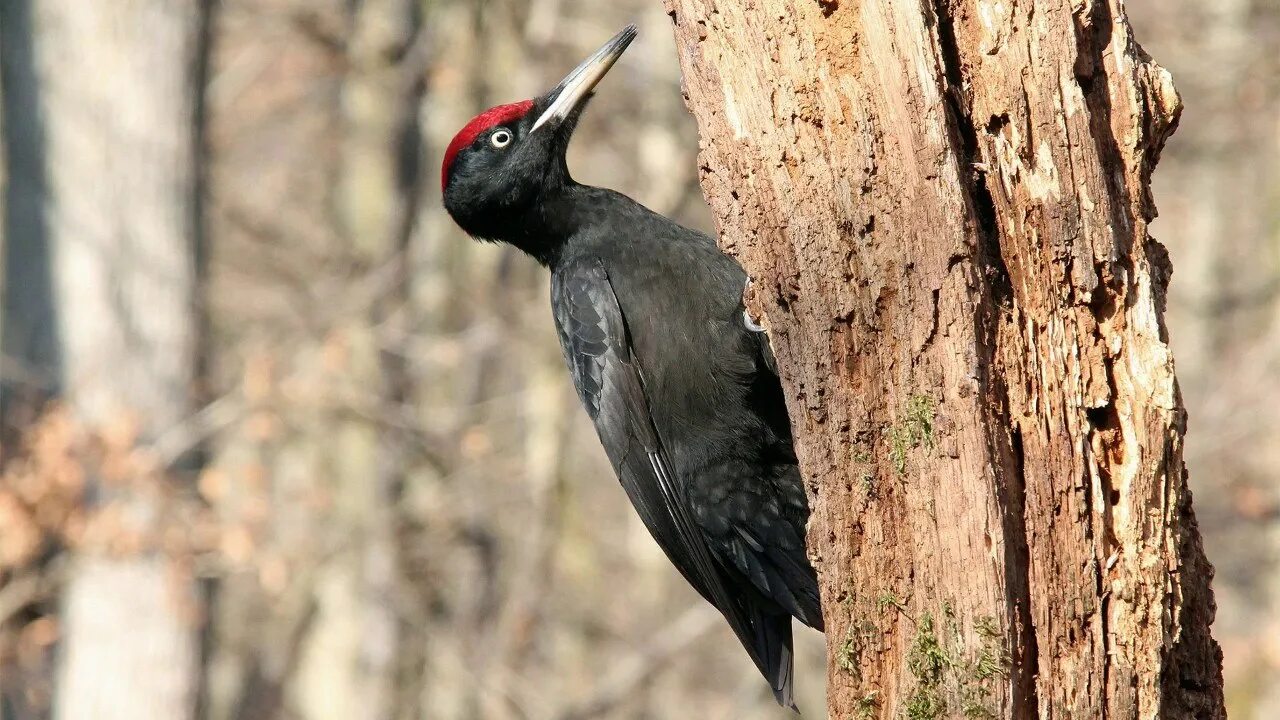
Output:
[{"xmin": 442, "ymin": 26, "xmax": 823, "ymax": 707}]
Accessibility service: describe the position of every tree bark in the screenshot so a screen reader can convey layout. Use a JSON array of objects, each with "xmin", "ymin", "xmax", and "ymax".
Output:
[
  {"xmin": 3, "ymin": 1, "xmax": 209, "ymax": 718},
  {"xmin": 663, "ymin": 1, "xmax": 1224, "ymax": 718}
]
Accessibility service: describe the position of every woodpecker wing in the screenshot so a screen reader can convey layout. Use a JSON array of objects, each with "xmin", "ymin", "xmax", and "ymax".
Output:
[
  {"xmin": 686, "ymin": 459, "xmax": 822, "ymax": 629},
  {"xmin": 551, "ymin": 256, "xmax": 798, "ymax": 707}
]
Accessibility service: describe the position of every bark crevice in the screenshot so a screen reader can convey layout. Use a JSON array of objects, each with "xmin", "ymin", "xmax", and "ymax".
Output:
[{"xmin": 932, "ymin": 8, "xmax": 1038, "ymax": 715}]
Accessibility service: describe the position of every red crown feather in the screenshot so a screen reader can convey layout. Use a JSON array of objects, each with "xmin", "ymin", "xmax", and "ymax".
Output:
[{"xmin": 441, "ymin": 100, "xmax": 535, "ymax": 189}]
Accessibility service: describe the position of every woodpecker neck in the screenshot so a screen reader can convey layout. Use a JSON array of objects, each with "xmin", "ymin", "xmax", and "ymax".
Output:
[{"xmin": 504, "ymin": 181, "xmax": 613, "ymax": 267}]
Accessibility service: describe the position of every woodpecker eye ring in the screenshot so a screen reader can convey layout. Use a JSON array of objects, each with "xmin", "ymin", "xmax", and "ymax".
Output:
[{"xmin": 490, "ymin": 129, "xmax": 513, "ymax": 148}]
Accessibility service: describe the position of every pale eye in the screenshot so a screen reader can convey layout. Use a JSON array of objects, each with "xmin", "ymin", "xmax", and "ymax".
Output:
[{"xmin": 490, "ymin": 129, "xmax": 513, "ymax": 148}]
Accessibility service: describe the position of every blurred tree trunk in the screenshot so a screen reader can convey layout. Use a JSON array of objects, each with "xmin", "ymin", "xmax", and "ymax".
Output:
[
  {"xmin": 1, "ymin": 0, "xmax": 58, "ymax": 423},
  {"xmin": 2, "ymin": 2, "xmax": 208, "ymax": 719},
  {"xmin": 289, "ymin": 2, "xmax": 425, "ymax": 720},
  {"xmin": 665, "ymin": 1, "xmax": 1224, "ymax": 718}
]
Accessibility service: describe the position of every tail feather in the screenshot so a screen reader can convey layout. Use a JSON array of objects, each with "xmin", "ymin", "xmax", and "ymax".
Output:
[
  {"xmin": 767, "ymin": 623, "xmax": 796, "ymax": 710},
  {"xmin": 711, "ymin": 567, "xmax": 812, "ymax": 710},
  {"xmin": 742, "ymin": 607, "xmax": 798, "ymax": 711}
]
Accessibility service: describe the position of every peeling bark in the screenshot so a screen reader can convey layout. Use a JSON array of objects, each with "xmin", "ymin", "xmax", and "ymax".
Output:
[{"xmin": 662, "ymin": 0, "xmax": 1224, "ymax": 717}]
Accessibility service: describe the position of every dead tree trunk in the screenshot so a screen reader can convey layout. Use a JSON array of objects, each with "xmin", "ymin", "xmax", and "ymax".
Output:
[{"xmin": 663, "ymin": 1, "xmax": 1224, "ymax": 718}]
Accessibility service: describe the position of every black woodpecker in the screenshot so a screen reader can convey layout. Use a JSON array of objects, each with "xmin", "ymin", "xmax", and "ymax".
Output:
[{"xmin": 441, "ymin": 26, "xmax": 823, "ymax": 708}]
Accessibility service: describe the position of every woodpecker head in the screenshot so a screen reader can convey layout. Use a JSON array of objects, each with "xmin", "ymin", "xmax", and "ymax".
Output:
[{"xmin": 442, "ymin": 25, "xmax": 636, "ymax": 246}]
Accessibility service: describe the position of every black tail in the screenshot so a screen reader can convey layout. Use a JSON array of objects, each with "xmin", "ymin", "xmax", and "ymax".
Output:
[
  {"xmin": 761, "ymin": 614, "xmax": 797, "ymax": 710},
  {"xmin": 730, "ymin": 605, "xmax": 798, "ymax": 710}
]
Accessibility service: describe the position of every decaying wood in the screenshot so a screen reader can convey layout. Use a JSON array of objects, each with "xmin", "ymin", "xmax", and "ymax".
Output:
[{"xmin": 662, "ymin": 0, "xmax": 1224, "ymax": 717}]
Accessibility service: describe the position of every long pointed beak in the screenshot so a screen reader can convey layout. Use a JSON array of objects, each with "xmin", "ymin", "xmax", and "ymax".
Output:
[{"xmin": 530, "ymin": 25, "xmax": 637, "ymax": 133}]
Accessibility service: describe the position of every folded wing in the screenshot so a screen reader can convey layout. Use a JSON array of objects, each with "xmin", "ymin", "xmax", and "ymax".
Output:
[{"xmin": 552, "ymin": 256, "xmax": 809, "ymax": 707}]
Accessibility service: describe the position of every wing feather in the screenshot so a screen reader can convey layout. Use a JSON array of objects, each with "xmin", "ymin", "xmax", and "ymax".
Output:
[{"xmin": 552, "ymin": 257, "xmax": 799, "ymax": 706}]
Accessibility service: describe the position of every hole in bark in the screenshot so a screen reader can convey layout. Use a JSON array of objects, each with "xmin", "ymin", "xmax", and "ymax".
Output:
[{"xmin": 1075, "ymin": 71, "xmax": 1095, "ymax": 94}]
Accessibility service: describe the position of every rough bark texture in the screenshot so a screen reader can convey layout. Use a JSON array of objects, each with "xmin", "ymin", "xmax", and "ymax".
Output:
[{"xmin": 662, "ymin": 0, "xmax": 1224, "ymax": 718}]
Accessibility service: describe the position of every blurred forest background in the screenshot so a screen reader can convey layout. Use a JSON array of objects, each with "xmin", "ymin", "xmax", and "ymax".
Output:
[{"xmin": 0, "ymin": 0, "xmax": 1275, "ymax": 718}]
